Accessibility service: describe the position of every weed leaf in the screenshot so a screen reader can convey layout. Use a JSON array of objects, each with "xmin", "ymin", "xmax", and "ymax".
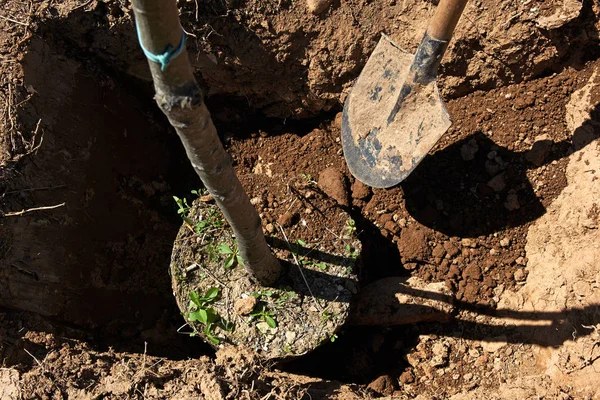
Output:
[{"xmin": 265, "ymin": 315, "xmax": 277, "ymax": 328}]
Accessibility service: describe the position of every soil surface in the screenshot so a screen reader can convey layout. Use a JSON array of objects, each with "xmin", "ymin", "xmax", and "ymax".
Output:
[{"xmin": 1, "ymin": 0, "xmax": 600, "ymax": 399}]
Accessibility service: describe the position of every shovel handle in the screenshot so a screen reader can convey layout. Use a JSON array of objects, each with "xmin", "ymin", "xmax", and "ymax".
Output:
[{"xmin": 428, "ymin": 0, "xmax": 469, "ymax": 41}]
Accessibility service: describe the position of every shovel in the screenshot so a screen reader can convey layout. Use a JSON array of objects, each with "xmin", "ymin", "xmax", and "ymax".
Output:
[{"xmin": 342, "ymin": 0, "xmax": 469, "ymax": 188}]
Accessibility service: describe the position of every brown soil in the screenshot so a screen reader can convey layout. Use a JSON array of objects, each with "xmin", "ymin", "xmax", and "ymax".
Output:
[{"xmin": 1, "ymin": 0, "xmax": 600, "ymax": 399}]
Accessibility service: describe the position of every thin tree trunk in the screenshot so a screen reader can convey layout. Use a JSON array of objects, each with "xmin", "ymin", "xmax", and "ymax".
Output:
[{"xmin": 131, "ymin": 0, "xmax": 281, "ymax": 285}]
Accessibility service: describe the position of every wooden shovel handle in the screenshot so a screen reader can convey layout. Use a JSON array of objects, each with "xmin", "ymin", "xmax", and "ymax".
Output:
[{"xmin": 428, "ymin": 0, "xmax": 469, "ymax": 41}]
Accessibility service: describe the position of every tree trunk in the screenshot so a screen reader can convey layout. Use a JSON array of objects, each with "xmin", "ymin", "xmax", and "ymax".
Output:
[{"xmin": 131, "ymin": 0, "xmax": 281, "ymax": 285}]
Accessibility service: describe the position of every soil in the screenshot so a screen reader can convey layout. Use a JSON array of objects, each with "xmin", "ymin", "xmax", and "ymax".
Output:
[
  {"xmin": 170, "ymin": 198, "xmax": 360, "ymax": 359},
  {"xmin": 1, "ymin": 0, "xmax": 600, "ymax": 399}
]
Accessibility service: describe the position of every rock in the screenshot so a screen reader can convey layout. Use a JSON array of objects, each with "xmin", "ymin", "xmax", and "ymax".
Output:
[
  {"xmin": 499, "ymin": 237, "xmax": 511, "ymax": 247},
  {"xmin": 306, "ymin": 0, "xmax": 333, "ymax": 14},
  {"xmin": 432, "ymin": 243, "xmax": 446, "ymax": 259},
  {"xmin": 487, "ymin": 173, "xmax": 506, "ymax": 192},
  {"xmin": 397, "ymin": 225, "xmax": 430, "ymax": 263},
  {"xmin": 430, "ymin": 342, "xmax": 449, "ymax": 367},
  {"xmin": 463, "ymin": 262, "xmax": 482, "ymax": 281},
  {"xmin": 333, "ymin": 112, "xmax": 343, "ymax": 129},
  {"xmin": 285, "ymin": 331, "xmax": 296, "ymax": 344},
  {"xmin": 516, "ymin": 256, "xmax": 526, "ymax": 265},
  {"xmin": 351, "ymin": 179, "xmax": 372, "ymax": 200},
  {"xmin": 318, "ymin": 167, "xmax": 350, "ymax": 206},
  {"xmin": 234, "ymin": 296, "xmax": 257, "ymax": 316},
  {"xmin": 504, "ymin": 193, "xmax": 520, "ymax": 210},
  {"xmin": 250, "ymin": 196, "xmax": 264, "ymax": 207},
  {"xmin": 399, "ymin": 370, "xmax": 415, "ymax": 385},
  {"xmin": 367, "ymin": 375, "xmax": 396, "ymax": 396},
  {"xmin": 278, "ymin": 211, "xmax": 299, "ymax": 227},
  {"xmin": 525, "ymin": 134, "xmax": 553, "ymax": 166},
  {"xmin": 460, "ymin": 139, "xmax": 479, "ymax": 161},
  {"xmin": 514, "ymin": 268, "xmax": 527, "ymax": 282},
  {"xmin": 461, "ymin": 238, "xmax": 477, "ymax": 248},
  {"xmin": 536, "ymin": 0, "xmax": 582, "ymax": 29},
  {"xmin": 485, "ymin": 159, "xmax": 503, "ymax": 176},
  {"xmin": 480, "ymin": 336, "xmax": 507, "ymax": 353},
  {"xmin": 384, "ymin": 220, "xmax": 400, "ymax": 235},
  {"xmin": 265, "ymin": 223, "xmax": 275, "ymax": 234},
  {"xmin": 444, "ymin": 241, "xmax": 460, "ymax": 257}
]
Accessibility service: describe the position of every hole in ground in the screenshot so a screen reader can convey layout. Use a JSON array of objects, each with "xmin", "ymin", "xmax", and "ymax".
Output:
[{"xmin": 0, "ymin": 21, "xmax": 415, "ymax": 381}]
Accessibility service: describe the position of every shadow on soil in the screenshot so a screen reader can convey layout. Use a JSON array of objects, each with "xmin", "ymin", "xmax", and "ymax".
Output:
[{"xmin": 402, "ymin": 113, "xmax": 600, "ymax": 237}]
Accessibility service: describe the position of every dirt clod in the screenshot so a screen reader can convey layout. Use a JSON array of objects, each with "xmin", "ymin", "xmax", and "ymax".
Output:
[
  {"xmin": 234, "ymin": 296, "xmax": 257, "ymax": 316},
  {"xmin": 525, "ymin": 134, "xmax": 553, "ymax": 166},
  {"xmin": 367, "ymin": 374, "xmax": 396, "ymax": 396},
  {"xmin": 278, "ymin": 211, "xmax": 299, "ymax": 227},
  {"xmin": 306, "ymin": 0, "xmax": 333, "ymax": 14},
  {"xmin": 318, "ymin": 167, "xmax": 350, "ymax": 207}
]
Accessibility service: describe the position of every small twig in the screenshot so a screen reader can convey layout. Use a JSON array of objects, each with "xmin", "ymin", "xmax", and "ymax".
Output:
[
  {"xmin": 70, "ymin": 0, "xmax": 94, "ymax": 12},
  {"xmin": 3, "ymin": 202, "xmax": 65, "ymax": 217},
  {"xmin": 0, "ymin": 14, "xmax": 29, "ymax": 26},
  {"xmin": 23, "ymin": 348, "xmax": 43, "ymax": 367},
  {"xmin": 276, "ymin": 223, "xmax": 323, "ymax": 311},
  {"xmin": 5, "ymin": 185, "xmax": 67, "ymax": 195},
  {"xmin": 192, "ymin": 262, "xmax": 227, "ymax": 287}
]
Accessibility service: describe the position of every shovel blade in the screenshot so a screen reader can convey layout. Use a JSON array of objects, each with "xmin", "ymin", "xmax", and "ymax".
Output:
[{"xmin": 342, "ymin": 35, "xmax": 451, "ymax": 188}]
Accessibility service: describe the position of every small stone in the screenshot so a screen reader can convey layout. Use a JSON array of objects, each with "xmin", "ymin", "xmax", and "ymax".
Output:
[
  {"xmin": 333, "ymin": 112, "xmax": 343, "ymax": 129},
  {"xmin": 487, "ymin": 173, "xmax": 506, "ymax": 192},
  {"xmin": 256, "ymin": 321, "xmax": 270, "ymax": 334},
  {"xmin": 525, "ymin": 134, "xmax": 553, "ymax": 166},
  {"xmin": 250, "ymin": 196, "xmax": 264, "ymax": 206},
  {"xmin": 265, "ymin": 223, "xmax": 275, "ymax": 234},
  {"xmin": 304, "ymin": 190, "xmax": 316, "ymax": 199},
  {"xmin": 460, "ymin": 139, "xmax": 479, "ymax": 161},
  {"xmin": 461, "ymin": 238, "xmax": 477, "ymax": 248},
  {"xmin": 463, "ymin": 372, "xmax": 473, "ymax": 381},
  {"xmin": 489, "ymin": 248, "xmax": 497, "ymax": 256},
  {"xmin": 399, "ymin": 370, "xmax": 415, "ymax": 385},
  {"xmin": 504, "ymin": 193, "xmax": 520, "ymax": 210},
  {"xmin": 305, "ymin": 207, "xmax": 313, "ymax": 214},
  {"xmin": 430, "ymin": 342, "xmax": 449, "ymax": 367},
  {"xmin": 398, "ymin": 218, "xmax": 407, "ymax": 228},
  {"xmin": 444, "ymin": 241, "xmax": 460, "ymax": 257},
  {"xmin": 234, "ymin": 296, "xmax": 257, "ymax": 316},
  {"xmin": 384, "ymin": 220, "xmax": 400, "ymax": 235},
  {"xmin": 285, "ymin": 331, "xmax": 296, "ymax": 344},
  {"xmin": 367, "ymin": 375, "xmax": 396, "ymax": 396},
  {"xmin": 432, "ymin": 244, "xmax": 446, "ymax": 259},
  {"xmin": 514, "ymin": 268, "xmax": 526, "ymax": 282},
  {"xmin": 499, "ymin": 237, "xmax": 511, "ymax": 247},
  {"xmin": 468, "ymin": 348, "xmax": 480, "ymax": 358},
  {"xmin": 485, "ymin": 159, "xmax": 503, "ymax": 176},
  {"xmin": 516, "ymin": 256, "xmax": 526, "ymax": 265},
  {"xmin": 480, "ymin": 336, "xmax": 507, "ymax": 353},
  {"xmin": 306, "ymin": 0, "xmax": 333, "ymax": 14}
]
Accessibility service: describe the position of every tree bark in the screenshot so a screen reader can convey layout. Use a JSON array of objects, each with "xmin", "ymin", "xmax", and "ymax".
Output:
[{"xmin": 131, "ymin": 0, "xmax": 281, "ymax": 285}]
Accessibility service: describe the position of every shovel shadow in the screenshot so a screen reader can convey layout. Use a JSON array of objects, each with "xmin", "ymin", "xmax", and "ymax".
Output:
[{"xmin": 400, "ymin": 106, "xmax": 600, "ymax": 237}]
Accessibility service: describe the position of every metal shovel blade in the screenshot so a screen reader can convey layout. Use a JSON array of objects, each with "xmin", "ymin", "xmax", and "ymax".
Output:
[{"xmin": 342, "ymin": 35, "xmax": 451, "ymax": 188}]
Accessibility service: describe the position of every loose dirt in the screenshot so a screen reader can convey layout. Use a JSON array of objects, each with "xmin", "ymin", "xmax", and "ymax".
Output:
[{"xmin": 1, "ymin": 0, "xmax": 600, "ymax": 399}]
